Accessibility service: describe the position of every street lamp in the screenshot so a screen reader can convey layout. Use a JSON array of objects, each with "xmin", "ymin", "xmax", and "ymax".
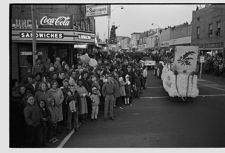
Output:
[{"xmin": 107, "ymin": 5, "xmax": 124, "ymax": 44}]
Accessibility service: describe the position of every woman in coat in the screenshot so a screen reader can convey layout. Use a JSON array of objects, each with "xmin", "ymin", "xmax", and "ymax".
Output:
[
  {"xmin": 35, "ymin": 82, "xmax": 49, "ymax": 104},
  {"xmin": 76, "ymin": 80, "xmax": 89, "ymax": 123},
  {"xmin": 47, "ymin": 80, "xmax": 64, "ymax": 124}
]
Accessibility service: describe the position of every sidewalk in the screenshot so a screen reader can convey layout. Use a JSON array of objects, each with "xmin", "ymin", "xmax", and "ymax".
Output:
[{"xmin": 199, "ymin": 74, "xmax": 225, "ymax": 86}]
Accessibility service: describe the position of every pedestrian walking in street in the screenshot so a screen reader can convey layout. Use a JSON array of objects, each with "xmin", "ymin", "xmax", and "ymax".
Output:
[
  {"xmin": 142, "ymin": 66, "xmax": 148, "ymax": 89},
  {"xmin": 90, "ymin": 87, "xmax": 101, "ymax": 120},
  {"xmin": 102, "ymin": 77, "xmax": 116, "ymax": 121},
  {"xmin": 24, "ymin": 95, "xmax": 41, "ymax": 147}
]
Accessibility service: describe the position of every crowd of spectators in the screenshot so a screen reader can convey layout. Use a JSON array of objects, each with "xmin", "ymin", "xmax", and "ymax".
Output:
[{"xmin": 10, "ymin": 51, "xmax": 149, "ymax": 148}]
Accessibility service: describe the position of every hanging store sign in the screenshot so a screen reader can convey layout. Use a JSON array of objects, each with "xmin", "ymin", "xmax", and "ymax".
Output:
[
  {"xmin": 74, "ymin": 44, "xmax": 87, "ymax": 49},
  {"xmin": 74, "ymin": 32, "xmax": 95, "ymax": 43},
  {"xmin": 86, "ymin": 5, "xmax": 110, "ymax": 17},
  {"xmin": 38, "ymin": 13, "xmax": 73, "ymax": 29},
  {"xmin": 78, "ymin": 34, "xmax": 92, "ymax": 40}
]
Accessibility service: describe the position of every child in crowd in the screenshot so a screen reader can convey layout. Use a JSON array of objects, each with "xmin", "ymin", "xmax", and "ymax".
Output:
[
  {"xmin": 90, "ymin": 87, "xmax": 101, "ymax": 120},
  {"xmin": 38, "ymin": 100, "xmax": 51, "ymax": 147},
  {"xmin": 125, "ymin": 75, "xmax": 132, "ymax": 105},
  {"xmin": 47, "ymin": 97, "xmax": 59, "ymax": 143}
]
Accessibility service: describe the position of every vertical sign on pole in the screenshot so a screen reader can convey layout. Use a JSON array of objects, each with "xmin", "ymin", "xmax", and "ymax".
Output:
[{"xmin": 31, "ymin": 5, "xmax": 37, "ymax": 72}]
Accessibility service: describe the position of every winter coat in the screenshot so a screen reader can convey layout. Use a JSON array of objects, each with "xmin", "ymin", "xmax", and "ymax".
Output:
[
  {"xmin": 48, "ymin": 105, "xmax": 59, "ymax": 123},
  {"xmin": 39, "ymin": 107, "xmax": 51, "ymax": 126},
  {"xmin": 24, "ymin": 104, "xmax": 41, "ymax": 127},
  {"xmin": 119, "ymin": 80, "xmax": 126, "ymax": 97},
  {"xmin": 76, "ymin": 85, "xmax": 89, "ymax": 114},
  {"xmin": 47, "ymin": 88, "xmax": 64, "ymax": 122},
  {"xmin": 35, "ymin": 91, "xmax": 49, "ymax": 104}
]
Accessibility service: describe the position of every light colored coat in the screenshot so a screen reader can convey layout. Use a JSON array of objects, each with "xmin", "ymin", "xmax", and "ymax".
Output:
[{"xmin": 47, "ymin": 88, "xmax": 64, "ymax": 122}]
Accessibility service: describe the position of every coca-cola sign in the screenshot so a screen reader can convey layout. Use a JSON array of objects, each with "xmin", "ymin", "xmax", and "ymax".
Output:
[{"xmin": 38, "ymin": 13, "xmax": 73, "ymax": 29}]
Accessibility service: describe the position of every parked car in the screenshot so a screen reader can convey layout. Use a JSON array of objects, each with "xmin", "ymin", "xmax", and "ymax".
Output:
[{"xmin": 140, "ymin": 57, "xmax": 156, "ymax": 69}]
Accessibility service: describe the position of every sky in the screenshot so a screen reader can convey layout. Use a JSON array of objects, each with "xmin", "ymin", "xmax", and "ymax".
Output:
[{"xmin": 95, "ymin": 4, "xmax": 197, "ymax": 41}]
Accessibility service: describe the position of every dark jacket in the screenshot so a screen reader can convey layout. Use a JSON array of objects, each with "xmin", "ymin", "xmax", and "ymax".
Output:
[
  {"xmin": 102, "ymin": 82, "xmax": 116, "ymax": 97},
  {"xmin": 24, "ymin": 104, "xmax": 41, "ymax": 126}
]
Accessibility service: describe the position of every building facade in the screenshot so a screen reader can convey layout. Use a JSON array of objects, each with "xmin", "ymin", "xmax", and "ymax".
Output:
[
  {"xmin": 170, "ymin": 23, "xmax": 192, "ymax": 47},
  {"xmin": 11, "ymin": 4, "xmax": 96, "ymax": 81},
  {"xmin": 158, "ymin": 27, "xmax": 171, "ymax": 49},
  {"xmin": 191, "ymin": 4, "xmax": 225, "ymax": 53}
]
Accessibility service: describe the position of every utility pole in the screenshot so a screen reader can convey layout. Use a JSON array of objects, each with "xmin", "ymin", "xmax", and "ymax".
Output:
[{"xmin": 31, "ymin": 5, "xmax": 37, "ymax": 71}]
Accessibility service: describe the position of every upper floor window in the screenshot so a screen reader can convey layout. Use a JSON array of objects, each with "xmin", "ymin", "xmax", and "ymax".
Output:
[
  {"xmin": 208, "ymin": 23, "xmax": 213, "ymax": 38},
  {"xmin": 216, "ymin": 21, "xmax": 221, "ymax": 36},
  {"xmin": 197, "ymin": 17, "xmax": 200, "ymax": 21},
  {"xmin": 197, "ymin": 26, "xmax": 200, "ymax": 39}
]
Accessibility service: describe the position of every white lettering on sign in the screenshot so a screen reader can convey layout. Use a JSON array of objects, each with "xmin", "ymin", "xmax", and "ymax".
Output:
[
  {"xmin": 78, "ymin": 35, "xmax": 91, "ymax": 40},
  {"xmin": 12, "ymin": 19, "xmax": 32, "ymax": 29},
  {"xmin": 74, "ymin": 44, "xmax": 87, "ymax": 49},
  {"xmin": 20, "ymin": 32, "xmax": 64, "ymax": 39},
  {"xmin": 40, "ymin": 16, "xmax": 71, "ymax": 26}
]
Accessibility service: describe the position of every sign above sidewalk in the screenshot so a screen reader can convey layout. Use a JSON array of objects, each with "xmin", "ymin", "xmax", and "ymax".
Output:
[
  {"xmin": 86, "ymin": 5, "xmax": 110, "ymax": 17},
  {"xmin": 38, "ymin": 13, "xmax": 73, "ymax": 29}
]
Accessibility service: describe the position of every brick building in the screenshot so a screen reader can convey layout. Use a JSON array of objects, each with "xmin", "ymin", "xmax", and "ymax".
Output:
[
  {"xmin": 191, "ymin": 4, "xmax": 225, "ymax": 54},
  {"xmin": 170, "ymin": 23, "xmax": 192, "ymax": 47},
  {"xmin": 158, "ymin": 27, "xmax": 171, "ymax": 50},
  {"xmin": 11, "ymin": 4, "xmax": 96, "ymax": 81}
]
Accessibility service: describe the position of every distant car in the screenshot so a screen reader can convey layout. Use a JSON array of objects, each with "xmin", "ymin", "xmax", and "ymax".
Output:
[{"xmin": 140, "ymin": 57, "xmax": 156, "ymax": 69}]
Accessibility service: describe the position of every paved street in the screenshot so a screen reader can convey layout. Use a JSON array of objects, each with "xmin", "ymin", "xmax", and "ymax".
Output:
[{"xmin": 62, "ymin": 70, "xmax": 225, "ymax": 148}]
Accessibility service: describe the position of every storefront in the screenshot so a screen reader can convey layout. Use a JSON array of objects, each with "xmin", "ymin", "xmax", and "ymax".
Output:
[{"xmin": 11, "ymin": 12, "xmax": 96, "ymax": 81}]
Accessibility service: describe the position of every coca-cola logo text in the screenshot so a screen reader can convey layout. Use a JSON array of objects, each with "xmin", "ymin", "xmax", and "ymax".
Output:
[{"xmin": 40, "ymin": 16, "xmax": 71, "ymax": 27}]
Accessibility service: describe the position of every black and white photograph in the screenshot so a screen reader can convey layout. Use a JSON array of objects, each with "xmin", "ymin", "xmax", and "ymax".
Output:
[{"xmin": 8, "ymin": 1, "xmax": 225, "ymax": 150}]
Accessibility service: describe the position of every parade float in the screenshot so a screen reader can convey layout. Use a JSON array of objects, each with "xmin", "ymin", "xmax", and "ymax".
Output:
[{"xmin": 161, "ymin": 46, "xmax": 199, "ymax": 102}]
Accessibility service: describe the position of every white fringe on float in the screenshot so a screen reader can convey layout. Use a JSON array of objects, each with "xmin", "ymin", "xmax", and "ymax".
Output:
[{"xmin": 161, "ymin": 65, "xmax": 199, "ymax": 98}]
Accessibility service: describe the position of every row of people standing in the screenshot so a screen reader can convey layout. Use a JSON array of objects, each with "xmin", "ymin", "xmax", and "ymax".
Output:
[{"xmin": 10, "ymin": 53, "xmax": 148, "ymax": 148}]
